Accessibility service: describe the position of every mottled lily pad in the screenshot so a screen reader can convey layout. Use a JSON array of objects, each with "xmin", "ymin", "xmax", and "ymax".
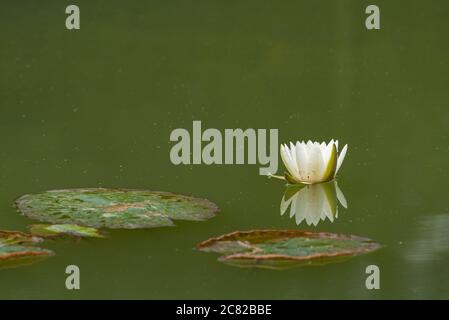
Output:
[
  {"xmin": 29, "ymin": 224, "xmax": 105, "ymax": 238},
  {"xmin": 0, "ymin": 245, "xmax": 53, "ymax": 260},
  {"xmin": 0, "ymin": 230, "xmax": 42, "ymax": 246},
  {"xmin": 196, "ymin": 230, "xmax": 381, "ymax": 269},
  {"xmin": 0, "ymin": 230, "xmax": 53, "ymax": 270},
  {"xmin": 16, "ymin": 188, "xmax": 218, "ymax": 229}
]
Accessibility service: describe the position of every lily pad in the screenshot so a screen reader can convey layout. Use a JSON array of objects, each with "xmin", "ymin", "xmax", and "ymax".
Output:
[
  {"xmin": 29, "ymin": 224, "xmax": 105, "ymax": 238},
  {"xmin": 0, "ymin": 230, "xmax": 53, "ymax": 270},
  {"xmin": 196, "ymin": 230, "xmax": 381, "ymax": 269},
  {"xmin": 0, "ymin": 230, "xmax": 42, "ymax": 246},
  {"xmin": 16, "ymin": 188, "xmax": 218, "ymax": 229},
  {"xmin": 0, "ymin": 245, "xmax": 53, "ymax": 260}
]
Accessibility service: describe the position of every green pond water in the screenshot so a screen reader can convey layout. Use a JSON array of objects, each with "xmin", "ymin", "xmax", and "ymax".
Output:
[{"xmin": 1, "ymin": 0, "xmax": 449, "ymax": 299}]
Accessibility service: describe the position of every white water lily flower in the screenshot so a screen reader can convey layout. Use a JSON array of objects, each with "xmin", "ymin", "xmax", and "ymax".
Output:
[
  {"xmin": 280, "ymin": 139, "xmax": 348, "ymax": 184},
  {"xmin": 280, "ymin": 181, "xmax": 347, "ymax": 226}
]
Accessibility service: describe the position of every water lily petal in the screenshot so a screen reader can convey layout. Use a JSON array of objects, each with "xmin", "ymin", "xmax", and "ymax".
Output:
[
  {"xmin": 336, "ymin": 144, "xmax": 348, "ymax": 174},
  {"xmin": 306, "ymin": 143, "xmax": 325, "ymax": 183},
  {"xmin": 322, "ymin": 140, "xmax": 336, "ymax": 166},
  {"xmin": 295, "ymin": 141, "xmax": 308, "ymax": 181},
  {"xmin": 319, "ymin": 142, "xmax": 327, "ymax": 164},
  {"xmin": 288, "ymin": 144, "xmax": 301, "ymax": 178},
  {"xmin": 321, "ymin": 143, "xmax": 337, "ymax": 182},
  {"xmin": 280, "ymin": 145, "xmax": 298, "ymax": 179}
]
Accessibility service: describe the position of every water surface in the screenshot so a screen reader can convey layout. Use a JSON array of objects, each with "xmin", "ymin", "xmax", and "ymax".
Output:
[{"xmin": 0, "ymin": 0, "xmax": 448, "ymax": 299}]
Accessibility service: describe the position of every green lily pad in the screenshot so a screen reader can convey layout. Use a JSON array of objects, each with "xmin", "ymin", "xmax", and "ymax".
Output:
[
  {"xmin": 196, "ymin": 230, "xmax": 381, "ymax": 269},
  {"xmin": 0, "ymin": 230, "xmax": 53, "ymax": 270},
  {"xmin": 16, "ymin": 188, "xmax": 219, "ymax": 229},
  {"xmin": 29, "ymin": 224, "xmax": 105, "ymax": 238}
]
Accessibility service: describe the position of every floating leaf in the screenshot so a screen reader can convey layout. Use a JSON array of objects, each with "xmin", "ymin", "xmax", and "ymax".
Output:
[
  {"xmin": 29, "ymin": 224, "xmax": 105, "ymax": 238},
  {"xmin": 16, "ymin": 188, "xmax": 218, "ymax": 229},
  {"xmin": 0, "ymin": 246, "xmax": 53, "ymax": 270},
  {"xmin": 0, "ymin": 230, "xmax": 42, "ymax": 246},
  {"xmin": 0, "ymin": 231, "xmax": 53, "ymax": 270},
  {"xmin": 196, "ymin": 230, "xmax": 381, "ymax": 269},
  {"xmin": 0, "ymin": 245, "xmax": 53, "ymax": 260}
]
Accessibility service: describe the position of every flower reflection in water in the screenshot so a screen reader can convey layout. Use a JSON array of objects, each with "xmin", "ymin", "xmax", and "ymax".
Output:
[{"xmin": 280, "ymin": 181, "xmax": 347, "ymax": 226}]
